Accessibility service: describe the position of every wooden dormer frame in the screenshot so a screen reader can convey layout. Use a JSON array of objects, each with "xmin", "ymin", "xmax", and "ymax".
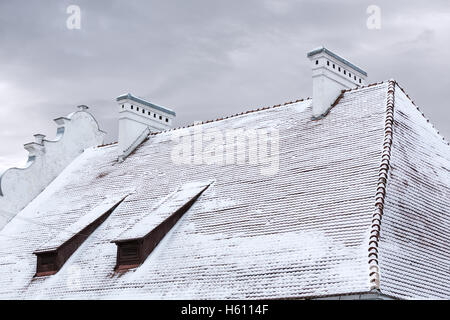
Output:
[{"xmin": 33, "ymin": 196, "xmax": 127, "ymax": 277}]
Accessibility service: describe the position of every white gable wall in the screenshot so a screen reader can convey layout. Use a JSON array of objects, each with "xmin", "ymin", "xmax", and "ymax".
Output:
[{"xmin": 0, "ymin": 110, "xmax": 106, "ymax": 230}]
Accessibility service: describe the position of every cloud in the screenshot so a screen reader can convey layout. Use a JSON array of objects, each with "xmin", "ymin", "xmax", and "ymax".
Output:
[{"xmin": 0, "ymin": 0, "xmax": 449, "ymax": 166}]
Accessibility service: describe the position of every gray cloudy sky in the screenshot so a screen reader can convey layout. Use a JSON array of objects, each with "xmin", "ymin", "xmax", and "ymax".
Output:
[{"xmin": 0, "ymin": 0, "xmax": 449, "ymax": 171}]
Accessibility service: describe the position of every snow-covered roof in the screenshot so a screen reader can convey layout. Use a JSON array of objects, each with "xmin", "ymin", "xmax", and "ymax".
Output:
[
  {"xmin": 0, "ymin": 81, "xmax": 448, "ymax": 299},
  {"xmin": 114, "ymin": 181, "xmax": 212, "ymax": 242},
  {"xmin": 35, "ymin": 193, "xmax": 131, "ymax": 253}
]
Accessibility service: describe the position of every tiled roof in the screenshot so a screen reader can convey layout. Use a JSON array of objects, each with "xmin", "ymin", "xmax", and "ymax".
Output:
[
  {"xmin": 0, "ymin": 81, "xmax": 448, "ymax": 299},
  {"xmin": 35, "ymin": 193, "xmax": 131, "ymax": 253},
  {"xmin": 114, "ymin": 181, "xmax": 212, "ymax": 242},
  {"xmin": 377, "ymin": 82, "xmax": 450, "ymax": 299}
]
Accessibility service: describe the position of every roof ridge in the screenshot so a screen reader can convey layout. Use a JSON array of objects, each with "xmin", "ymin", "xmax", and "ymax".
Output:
[
  {"xmin": 368, "ymin": 79, "xmax": 396, "ymax": 292},
  {"xmin": 96, "ymin": 97, "xmax": 312, "ymax": 154},
  {"xmin": 126, "ymin": 80, "xmax": 391, "ymax": 139},
  {"xmin": 97, "ymin": 80, "xmax": 403, "ymax": 148},
  {"xmin": 160, "ymin": 81, "xmax": 389, "ymax": 134},
  {"xmin": 148, "ymin": 97, "xmax": 312, "ymax": 136}
]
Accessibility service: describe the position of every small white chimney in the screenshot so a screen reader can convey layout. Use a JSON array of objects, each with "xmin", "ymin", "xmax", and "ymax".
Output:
[
  {"xmin": 116, "ymin": 93, "xmax": 176, "ymax": 161},
  {"xmin": 307, "ymin": 47, "xmax": 368, "ymax": 118}
]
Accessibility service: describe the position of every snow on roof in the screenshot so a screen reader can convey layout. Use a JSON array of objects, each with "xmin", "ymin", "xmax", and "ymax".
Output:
[
  {"xmin": 0, "ymin": 81, "xmax": 448, "ymax": 299},
  {"xmin": 35, "ymin": 192, "xmax": 132, "ymax": 253},
  {"xmin": 114, "ymin": 181, "xmax": 212, "ymax": 242},
  {"xmin": 377, "ymin": 84, "xmax": 450, "ymax": 299}
]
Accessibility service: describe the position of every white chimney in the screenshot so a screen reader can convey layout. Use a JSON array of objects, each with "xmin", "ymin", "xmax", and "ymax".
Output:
[
  {"xmin": 307, "ymin": 47, "xmax": 368, "ymax": 118},
  {"xmin": 116, "ymin": 93, "xmax": 176, "ymax": 161}
]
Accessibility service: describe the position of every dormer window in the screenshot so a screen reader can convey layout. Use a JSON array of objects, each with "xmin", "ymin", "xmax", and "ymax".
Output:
[
  {"xmin": 36, "ymin": 252, "xmax": 57, "ymax": 276},
  {"xmin": 117, "ymin": 241, "xmax": 141, "ymax": 268},
  {"xmin": 33, "ymin": 194, "xmax": 128, "ymax": 277},
  {"xmin": 112, "ymin": 181, "xmax": 211, "ymax": 272}
]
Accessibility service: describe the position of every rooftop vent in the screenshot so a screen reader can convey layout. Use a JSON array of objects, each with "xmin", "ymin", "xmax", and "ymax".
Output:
[
  {"xmin": 116, "ymin": 93, "xmax": 176, "ymax": 161},
  {"xmin": 307, "ymin": 47, "xmax": 368, "ymax": 118}
]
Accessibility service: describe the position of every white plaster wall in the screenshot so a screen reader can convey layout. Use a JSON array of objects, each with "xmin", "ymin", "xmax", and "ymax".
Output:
[
  {"xmin": 0, "ymin": 110, "xmax": 106, "ymax": 230},
  {"xmin": 309, "ymin": 53, "xmax": 367, "ymax": 117},
  {"xmin": 312, "ymin": 71, "xmax": 349, "ymax": 117},
  {"xmin": 118, "ymin": 100, "xmax": 174, "ymax": 156}
]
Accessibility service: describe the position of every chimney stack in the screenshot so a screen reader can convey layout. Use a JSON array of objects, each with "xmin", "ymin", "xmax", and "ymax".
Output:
[
  {"xmin": 307, "ymin": 47, "xmax": 368, "ymax": 118},
  {"xmin": 116, "ymin": 93, "xmax": 176, "ymax": 161}
]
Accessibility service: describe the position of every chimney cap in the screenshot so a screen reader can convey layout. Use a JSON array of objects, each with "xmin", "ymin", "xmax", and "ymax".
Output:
[
  {"xmin": 77, "ymin": 105, "xmax": 89, "ymax": 111},
  {"xmin": 307, "ymin": 46, "xmax": 368, "ymax": 77},
  {"xmin": 116, "ymin": 93, "xmax": 176, "ymax": 116}
]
